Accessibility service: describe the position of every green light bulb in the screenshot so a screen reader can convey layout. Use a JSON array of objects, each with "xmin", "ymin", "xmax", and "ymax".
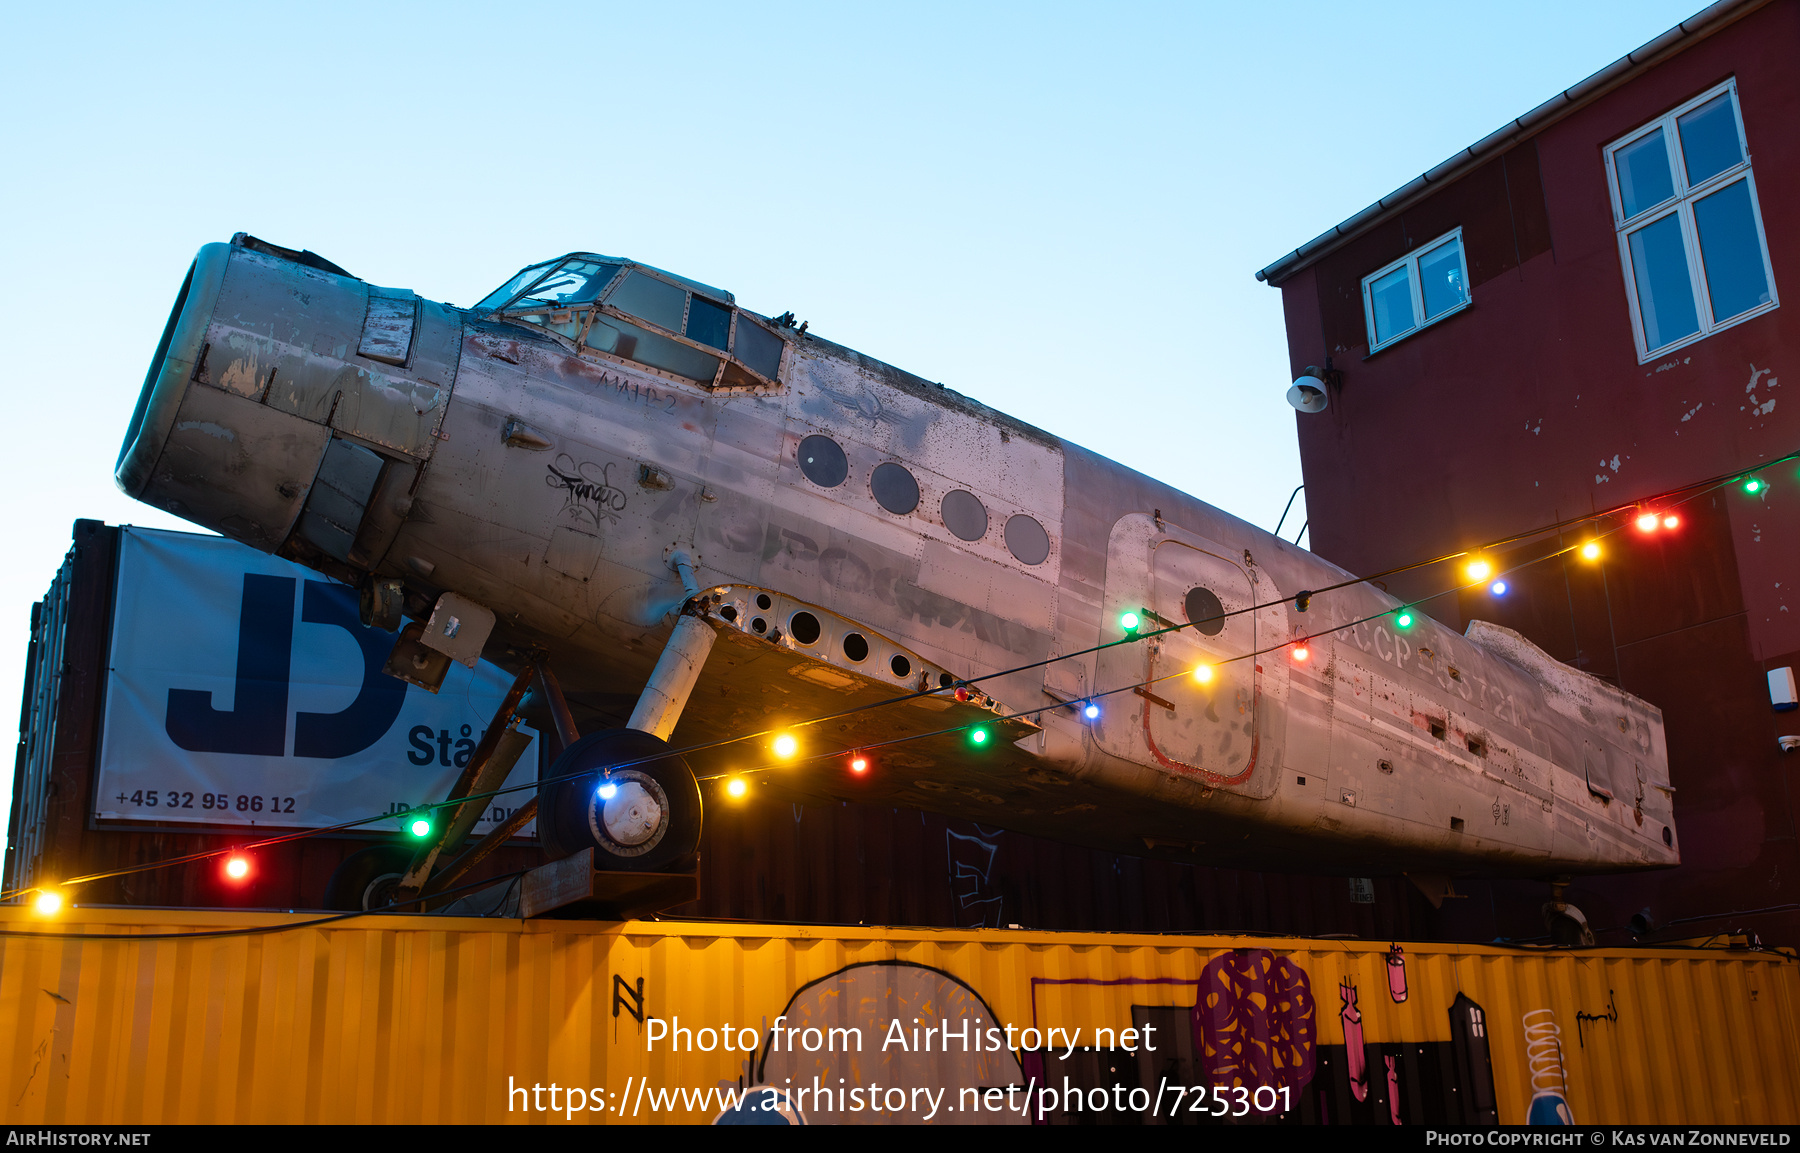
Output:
[
  {"xmin": 1395, "ymin": 610, "xmax": 1414, "ymax": 629},
  {"xmin": 969, "ymin": 728, "xmax": 990, "ymax": 747},
  {"xmin": 1745, "ymin": 477, "xmax": 1764, "ymax": 494},
  {"xmin": 408, "ymin": 817, "xmax": 431, "ymax": 838},
  {"xmin": 1119, "ymin": 611, "xmax": 1141, "ymax": 633}
]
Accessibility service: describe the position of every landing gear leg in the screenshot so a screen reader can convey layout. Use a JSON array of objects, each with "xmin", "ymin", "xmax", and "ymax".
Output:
[{"xmin": 537, "ymin": 608, "xmax": 717, "ymax": 870}]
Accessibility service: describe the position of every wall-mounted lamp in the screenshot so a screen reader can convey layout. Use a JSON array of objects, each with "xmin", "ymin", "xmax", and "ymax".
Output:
[{"xmin": 1287, "ymin": 359, "xmax": 1342, "ymax": 414}]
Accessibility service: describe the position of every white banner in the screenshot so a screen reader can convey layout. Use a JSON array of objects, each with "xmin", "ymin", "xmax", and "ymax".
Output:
[{"xmin": 96, "ymin": 527, "xmax": 539, "ymax": 836}]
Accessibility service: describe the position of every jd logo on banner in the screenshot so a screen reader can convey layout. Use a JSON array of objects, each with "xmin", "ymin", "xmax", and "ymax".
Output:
[{"xmin": 164, "ymin": 574, "xmax": 406, "ymax": 759}]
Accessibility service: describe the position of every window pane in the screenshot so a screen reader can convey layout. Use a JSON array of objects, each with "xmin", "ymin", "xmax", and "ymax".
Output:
[
  {"xmin": 1678, "ymin": 94, "xmax": 1743, "ymax": 187},
  {"xmin": 1418, "ymin": 239, "xmax": 1468, "ymax": 321},
  {"xmin": 1627, "ymin": 214, "xmax": 1700, "ymax": 350},
  {"xmin": 685, "ymin": 295, "xmax": 731, "ymax": 350},
  {"xmin": 608, "ymin": 271, "xmax": 687, "ymax": 331},
  {"xmin": 586, "ymin": 314, "xmax": 720, "ymax": 382},
  {"xmin": 476, "ymin": 261, "xmax": 555, "ymax": 310},
  {"xmin": 1368, "ymin": 266, "xmax": 1415, "ymax": 345},
  {"xmin": 733, "ymin": 315, "xmax": 785, "ymax": 380},
  {"xmin": 516, "ymin": 261, "xmax": 618, "ymax": 308},
  {"xmin": 1693, "ymin": 178, "xmax": 1772, "ymax": 321},
  {"xmin": 1616, "ymin": 129, "xmax": 1676, "ymax": 219}
]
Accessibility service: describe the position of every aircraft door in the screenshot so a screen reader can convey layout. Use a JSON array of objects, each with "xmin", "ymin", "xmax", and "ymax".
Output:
[{"xmin": 1142, "ymin": 540, "xmax": 1260, "ymax": 785}]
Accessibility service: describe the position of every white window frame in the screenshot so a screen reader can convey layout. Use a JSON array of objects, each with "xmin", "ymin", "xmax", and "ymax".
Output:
[
  {"xmin": 1604, "ymin": 78, "xmax": 1778, "ymax": 363},
  {"xmin": 1361, "ymin": 228, "xmax": 1471, "ymax": 353}
]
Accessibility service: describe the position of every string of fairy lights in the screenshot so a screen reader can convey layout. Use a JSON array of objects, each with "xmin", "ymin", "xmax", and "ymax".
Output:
[{"xmin": 9, "ymin": 448, "xmax": 1796, "ymax": 926}]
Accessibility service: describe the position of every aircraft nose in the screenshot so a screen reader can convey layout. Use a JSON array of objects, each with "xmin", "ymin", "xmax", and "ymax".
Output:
[
  {"xmin": 115, "ymin": 240, "xmax": 372, "ymax": 554},
  {"xmin": 116, "ymin": 242, "xmax": 232, "ymax": 503}
]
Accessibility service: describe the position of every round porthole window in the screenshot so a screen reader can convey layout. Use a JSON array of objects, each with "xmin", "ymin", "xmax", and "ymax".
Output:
[
  {"xmin": 789, "ymin": 611, "xmax": 822, "ymax": 645},
  {"xmin": 1185, "ymin": 586, "xmax": 1225, "ymax": 636},
  {"xmin": 871, "ymin": 461, "xmax": 920, "ymax": 514},
  {"xmin": 797, "ymin": 435, "xmax": 848, "ymax": 488},
  {"xmin": 941, "ymin": 490, "xmax": 988, "ymax": 542},
  {"xmin": 1004, "ymin": 514, "xmax": 1050, "ymax": 565}
]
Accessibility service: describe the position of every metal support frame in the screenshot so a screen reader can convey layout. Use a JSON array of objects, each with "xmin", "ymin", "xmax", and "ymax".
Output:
[
  {"xmin": 396, "ymin": 663, "xmax": 533, "ymax": 898},
  {"xmin": 412, "ymin": 599, "xmax": 720, "ymax": 911}
]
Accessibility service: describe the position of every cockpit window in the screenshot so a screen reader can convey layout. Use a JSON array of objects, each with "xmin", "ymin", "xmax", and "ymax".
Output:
[
  {"xmin": 475, "ymin": 261, "xmax": 556, "ymax": 310},
  {"xmin": 685, "ymin": 295, "xmax": 731, "ymax": 350},
  {"xmin": 514, "ymin": 260, "xmax": 619, "ymax": 308},
  {"xmin": 608, "ymin": 271, "xmax": 687, "ymax": 331},
  {"xmin": 480, "ymin": 253, "xmax": 785, "ymax": 389},
  {"xmin": 733, "ymin": 316, "xmax": 784, "ymax": 381}
]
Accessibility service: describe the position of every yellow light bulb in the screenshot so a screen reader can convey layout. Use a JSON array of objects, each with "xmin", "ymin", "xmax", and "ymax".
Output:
[
  {"xmin": 1193, "ymin": 664, "xmax": 1214, "ymax": 684},
  {"xmin": 1581, "ymin": 541, "xmax": 1601, "ymax": 561},
  {"xmin": 773, "ymin": 734, "xmax": 798, "ymax": 758},
  {"xmin": 32, "ymin": 889, "xmax": 63, "ymax": 916},
  {"xmin": 725, "ymin": 777, "xmax": 748, "ymax": 799},
  {"xmin": 1465, "ymin": 558, "xmax": 1492, "ymax": 582}
]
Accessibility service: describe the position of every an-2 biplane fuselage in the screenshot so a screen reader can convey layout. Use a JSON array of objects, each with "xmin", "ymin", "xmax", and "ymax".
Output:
[{"xmin": 117, "ymin": 235, "xmax": 1677, "ymax": 880}]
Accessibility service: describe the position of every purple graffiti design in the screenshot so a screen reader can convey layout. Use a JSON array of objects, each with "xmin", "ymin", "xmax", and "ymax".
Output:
[
  {"xmin": 1192, "ymin": 950, "xmax": 1317, "ymax": 1092},
  {"xmin": 1340, "ymin": 977, "xmax": 1368, "ymax": 1102}
]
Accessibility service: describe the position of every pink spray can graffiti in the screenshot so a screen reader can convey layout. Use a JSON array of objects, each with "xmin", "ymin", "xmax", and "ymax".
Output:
[
  {"xmin": 1340, "ymin": 978, "xmax": 1368, "ymax": 1102},
  {"xmin": 1192, "ymin": 949, "xmax": 1317, "ymax": 1095}
]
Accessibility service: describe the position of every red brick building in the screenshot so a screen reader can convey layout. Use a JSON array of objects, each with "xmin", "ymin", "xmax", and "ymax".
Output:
[{"xmin": 1260, "ymin": 0, "xmax": 1800, "ymax": 944}]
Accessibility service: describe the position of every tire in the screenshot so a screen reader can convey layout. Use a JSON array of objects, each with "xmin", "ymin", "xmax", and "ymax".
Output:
[
  {"xmin": 322, "ymin": 844, "xmax": 418, "ymax": 911},
  {"xmin": 538, "ymin": 729, "xmax": 702, "ymax": 871}
]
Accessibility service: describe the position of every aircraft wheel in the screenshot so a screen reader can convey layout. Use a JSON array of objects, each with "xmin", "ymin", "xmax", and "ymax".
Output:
[
  {"xmin": 322, "ymin": 844, "xmax": 416, "ymax": 911},
  {"xmin": 538, "ymin": 729, "xmax": 701, "ymax": 871}
]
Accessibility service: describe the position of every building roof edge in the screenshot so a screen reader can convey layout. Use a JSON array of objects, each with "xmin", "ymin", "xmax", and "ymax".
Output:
[{"xmin": 1254, "ymin": 0, "xmax": 1772, "ymax": 287}]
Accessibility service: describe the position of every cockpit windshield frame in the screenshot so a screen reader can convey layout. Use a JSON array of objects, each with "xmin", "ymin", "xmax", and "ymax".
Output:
[{"xmin": 475, "ymin": 253, "xmax": 787, "ymax": 392}]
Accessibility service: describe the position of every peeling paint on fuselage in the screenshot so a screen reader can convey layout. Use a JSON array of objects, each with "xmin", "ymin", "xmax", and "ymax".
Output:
[{"xmin": 119, "ymin": 240, "xmax": 1683, "ymax": 877}]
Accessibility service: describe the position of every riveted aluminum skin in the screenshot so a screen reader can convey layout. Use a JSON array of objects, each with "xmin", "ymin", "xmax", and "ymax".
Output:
[
  {"xmin": 114, "ymin": 237, "xmax": 1676, "ymax": 879},
  {"xmin": 1, "ymin": 908, "xmax": 1794, "ymax": 1125}
]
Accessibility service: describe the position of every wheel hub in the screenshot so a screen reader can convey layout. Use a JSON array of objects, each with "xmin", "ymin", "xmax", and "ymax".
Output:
[{"xmin": 588, "ymin": 771, "xmax": 669, "ymax": 855}]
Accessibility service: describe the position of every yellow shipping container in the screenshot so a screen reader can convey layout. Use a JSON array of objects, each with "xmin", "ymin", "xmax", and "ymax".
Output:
[{"xmin": 1, "ymin": 906, "xmax": 1795, "ymax": 1126}]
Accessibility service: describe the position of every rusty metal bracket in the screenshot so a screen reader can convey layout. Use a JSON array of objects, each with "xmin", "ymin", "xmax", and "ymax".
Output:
[
  {"xmin": 533, "ymin": 657, "xmax": 582, "ymax": 759},
  {"xmin": 397, "ymin": 664, "xmax": 534, "ymax": 896},
  {"xmin": 418, "ymin": 796, "xmax": 538, "ymax": 903},
  {"xmin": 1133, "ymin": 685, "xmax": 1176, "ymax": 713}
]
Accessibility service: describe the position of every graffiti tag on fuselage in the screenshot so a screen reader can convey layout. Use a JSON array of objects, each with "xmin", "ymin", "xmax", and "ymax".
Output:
[
  {"xmin": 547, "ymin": 454, "xmax": 628, "ymax": 527},
  {"xmin": 1333, "ymin": 620, "xmax": 1521, "ymax": 726}
]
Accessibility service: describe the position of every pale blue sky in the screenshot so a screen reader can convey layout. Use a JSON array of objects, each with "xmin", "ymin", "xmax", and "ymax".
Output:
[{"xmin": 0, "ymin": 1, "xmax": 1710, "ymax": 849}]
